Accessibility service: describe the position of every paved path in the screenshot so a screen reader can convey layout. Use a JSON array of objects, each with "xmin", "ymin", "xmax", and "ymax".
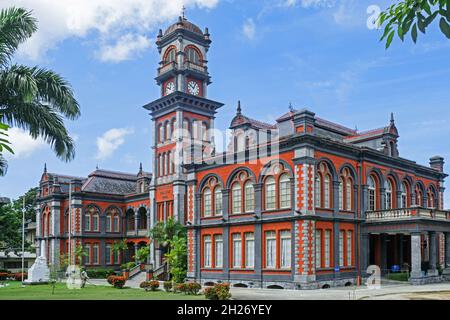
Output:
[{"xmin": 230, "ymin": 282, "xmax": 450, "ymax": 300}]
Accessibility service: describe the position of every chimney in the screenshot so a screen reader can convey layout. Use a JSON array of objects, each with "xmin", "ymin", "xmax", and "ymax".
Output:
[{"xmin": 430, "ymin": 156, "xmax": 444, "ymax": 172}]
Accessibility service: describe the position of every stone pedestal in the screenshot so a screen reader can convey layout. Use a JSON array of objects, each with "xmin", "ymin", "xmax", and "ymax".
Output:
[{"xmin": 23, "ymin": 242, "xmax": 50, "ymax": 286}]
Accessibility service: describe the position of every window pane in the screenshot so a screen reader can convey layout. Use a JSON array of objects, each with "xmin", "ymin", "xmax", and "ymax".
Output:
[
  {"xmin": 280, "ymin": 230, "xmax": 291, "ymax": 268},
  {"xmin": 232, "ymin": 184, "xmax": 242, "ymax": 214},
  {"xmin": 85, "ymin": 245, "xmax": 91, "ymax": 265},
  {"xmin": 214, "ymin": 188, "xmax": 223, "ymax": 216},
  {"xmin": 315, "ymin": 175, "xmax": 321, "ymax": 208},
  {"xmin": 245, "ymin": 182, "xmax": 255, "ymax": 212},
  {"xmin": 204, "ymin": 235, "xmax": 212, "ymax": 267},
  {"xmin": 346, "ymin": 180, "xmax": 352, "ymax": 211},
  {"xmin": 265, "ymin": 177, "xmax": 276, "ymax": 210},
  {"xmin": 324, "ymin": 230, "xmax": 331, "ymax": 268},
  {"xmin": 232, "ymin": 234, "xmax": 242, "ymax": 268},
  {"xmin": 339, "ymin": 231, "xmax": 344, "ymax": 267},
  {"xmin": 114, "ymin": 215, "xmax": 120, "ymax": 232},
  {"xmin": 339, "ymin": 179, "xmax": 344, "ymax": 210},
  {"xmin": 315, "ymin": 230, "xmax": 322, "ymax": 268},
  {"xmin": 279, "ymin": 174, "xmax": 291, "ymax": 209},
  {"xmin": 203, "ymin": 188, "xmax": 212, "ymax": 217},
  {"xmin": 85, "ymin": 214, "xmax": 91, "ymax": 231},
  {"xmin": 245, "ymin": 233, "xmax": 255, "ymax": 268},
  {"xmin": 346, "ymin": 231, "xmax": 353, "ymax": 266},
  {"xmin": 265, "ymin": 231, "xmax": 276, "ymax": 268},
  {"xmin": 324, "ymin": 175, "xmax": 330, "ymax": 208},
  {"xmin": 93, "ymin": 244, "xmax": 99, "ymax": 264},
  {"xmin": 93, "ymin": 215, "xmax": 99, "ymax": 231},
  {"xmin": 106, "ymin": 216, "xmax": 111, "ymax": 232},
  {"xmin": 214, "ymin": 235, "xmax": 223, "ymax": 268}
]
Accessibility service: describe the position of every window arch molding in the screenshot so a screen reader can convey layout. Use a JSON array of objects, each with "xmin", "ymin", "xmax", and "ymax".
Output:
[
  {"xmin": 227, "ymin": 168, "xmax": 257, "ymax": 214},
  {"xmin": 259, "ymin": 160, "xmax": 294, "ymax": 211},
  {"xmin": 338, "ymin": 164, "xmax": 357, "ymax": 211},
  {"xmin": 199, "ymin": 174, "xmax": 225, "ymax": 218},
  {"xmin": 426, "ymin": 184, "xmax": 438, "ymax": 208},
  {"xmin": 163, "ymin": 45, "xmax": 177, "ymax": 64},
  {"xmin": 366, "ymin": 169, "xmax": 384, "ymax": 211},
  {"xmin": 384, "ymin": 176, "xmax": 397, "ymax": 209},
  {"xmin": 105, "ymin": 206, "xmax": 122, "ymax": 233},
  {"xmin": 400, "ymin": 178, "xmax": 412, "ymax": 208},
  {"xmin": 184, "ymin": 45, "xmax": 203, "ymax": 65},
  {"xmin": 83, "ymin": 204, "xmax": 101, "ymax": 232},
  {"xmin": 414, "ymin": 180, "xmax": 426, "ymax": 207},
  {"xmin": 315, "ymin": 159, "xmax": 337, "ymax": 210}
]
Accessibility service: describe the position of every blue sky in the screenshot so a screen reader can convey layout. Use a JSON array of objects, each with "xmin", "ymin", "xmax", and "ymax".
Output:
[{"xmin": 1, "ymin": 0, "xmax": 449, "ymax": 207}]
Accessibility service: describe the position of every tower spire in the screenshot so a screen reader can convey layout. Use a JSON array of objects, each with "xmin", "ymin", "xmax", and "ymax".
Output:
[
  {"xmin": 390, "ymin": 112, "xmax": 395, "ymax": 125},
  {"xmin": 182, "ymin": 5, "xmax": 186, "ymax": 19},
  {"xmin": 43, "ymin": 163, "xmax": 47, "ymax": 174},
  {"xmin": 139, "ymin": 162, "xmax": 143, "ymax": 173},
  {"xmin": 237, "ymin": 100, "xmax": 242, "ymax": 116}
]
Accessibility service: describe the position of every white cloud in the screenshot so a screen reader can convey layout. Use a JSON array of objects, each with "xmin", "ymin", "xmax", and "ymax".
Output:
[
  {"xmin": 284, "ymin": 0, "xmax": 336, "ymax": 7},
  {"xmin": 242, "ymin": 18, "xmax": 256, "ymax": 40},
  {"xmin": 97, "ymin": 33, "xmax": 152, "ymax": 63},
  {"xmin": 95, "ymin": 128, "xmax": 134, "ymax": 160},
  {"xmin": 0, "ymin": 0, "xmax": 220, "ymax": 62},
  {"xmin": 5, "ymin": 128, "xmax": 46, "ymax": 159}
]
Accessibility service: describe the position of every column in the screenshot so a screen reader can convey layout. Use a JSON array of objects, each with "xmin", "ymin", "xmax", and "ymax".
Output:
[
  {"xmin": 380, "ymin": 234, "xmax": 387, "ymax": 274},
  {"xmin": 360, "ymin": 233, "xmax": 370, "ymax": 273},
  {"xmin": 410, "ymin": 232, "xmax": 422, "ymax": 278},
  {"xmin": 428, "ymin": 232, "xmax": 438, "ymax": 276},
  {"xmin": 398, "ymin": 234, "xmax": 404, "ymax": 267},
  {"xmin": 443, "ymin": 232, "xmax": 450, "ymax": 277},
  {"xmin": 134, "ymin": 210, "xmax": 139, "ymax": 236}
]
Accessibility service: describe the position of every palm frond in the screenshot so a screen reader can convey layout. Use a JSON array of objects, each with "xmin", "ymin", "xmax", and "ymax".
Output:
[
  {"xmin": 0, "ymin": 7, "xmax": 37, "ymax": 68},
  {"xmin": 0, "ymin": 99, "xmax": 76, "ymax": 161}
]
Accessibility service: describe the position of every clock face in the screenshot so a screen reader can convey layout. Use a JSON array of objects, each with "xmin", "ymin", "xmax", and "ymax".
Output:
[
  {"xmin": 165, "ymin": 81, "xmax": 175, "ymax": 95},
  {"xmin": 187, "ymin": 80, "xmax": 200, "ymax": 96}
]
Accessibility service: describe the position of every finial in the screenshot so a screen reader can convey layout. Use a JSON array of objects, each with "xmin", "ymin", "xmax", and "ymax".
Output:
[
  {"xmin": 43, "ymin": 163, "xmax": 47, "ymax": 174},
  {"xmin": 96, "ymin": 164, "xmax": 99, "ymax": 170},
  {"xmin": 158, "ymin": 29, "xmax": 162, "ymax": 37},
  {"xmin": 390, "ymin": 112, "xmax": 395, "ymax": 124},
  {"xmin": 289, "ymin": 101, "xmax": 294, "ymax": 112},
  {"xmin": 139, "ymin": 162, "xmax": 143, "ymax": 172},
  {"xmin": 182, "ymin": 5, "xmax": 186, "ymax": 19},
  {"xmin": 237, "ymin": 100, "xmax": 242, "ymax": 116}
]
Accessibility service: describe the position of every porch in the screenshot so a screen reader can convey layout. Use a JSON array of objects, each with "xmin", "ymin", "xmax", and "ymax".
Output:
[{"xmin": 363, "ymin": 207, "xmax": 450, "ymax": 285}]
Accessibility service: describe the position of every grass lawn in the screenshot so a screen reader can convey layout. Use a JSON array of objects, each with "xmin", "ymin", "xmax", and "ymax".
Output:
[{"xmin": 0, "ymin": 281, "xmax": 205, "ymax": 300}]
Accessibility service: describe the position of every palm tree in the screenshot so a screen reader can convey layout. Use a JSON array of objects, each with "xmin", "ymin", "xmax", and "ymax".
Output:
[{"xmin": 0, "ymin": 7, "xmax": 80, "ymax": 174}]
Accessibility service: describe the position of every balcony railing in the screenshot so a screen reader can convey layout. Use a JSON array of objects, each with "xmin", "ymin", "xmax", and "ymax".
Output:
[
  {"xmin": 365, "ymin": 207, "xmax": 449, "ymax": 222},
  {"xmin": 157, "ymin": 61, "xmax": 206, "ymax": 76}
]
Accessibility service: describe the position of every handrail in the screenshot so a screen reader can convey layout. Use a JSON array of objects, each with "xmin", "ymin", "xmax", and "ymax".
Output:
[
  {"xmin": 366, "ymin": 207, "xmax": 449, "ymax": 221},
  {"xmin": 128, "ymin": 264, "xmax": 141, "ymax": 278}
]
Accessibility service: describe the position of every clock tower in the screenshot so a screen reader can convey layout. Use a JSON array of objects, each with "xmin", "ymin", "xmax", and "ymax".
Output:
[{"xmin": 143, "ymin": 16, "xmax": 223, "ymax": 267}]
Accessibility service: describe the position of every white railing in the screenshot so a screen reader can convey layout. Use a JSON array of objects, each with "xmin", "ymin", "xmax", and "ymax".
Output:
[
  {"xmin": 157, "ymin": 61, "xmax": 206, "ymax": 76},
  {"xmin": 129, "ymin": 264, "xmax": 141, "ymax": 278},
  {"xmin": 366, "ymin": 207, "xmax": 449, "ymax": 222}
]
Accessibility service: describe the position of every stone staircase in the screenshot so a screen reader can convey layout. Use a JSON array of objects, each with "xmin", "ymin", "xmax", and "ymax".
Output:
[{"xmin": 126, "ymin": 270, "xmax": 146, "ymax": 288}]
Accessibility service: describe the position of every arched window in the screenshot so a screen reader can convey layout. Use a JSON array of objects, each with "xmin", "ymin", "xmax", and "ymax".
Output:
[
  {"xmin": 279, "ymin": 174, "xmax": 291, "ymax": 209},
  {"xmin": 338, "ymin": 178, "xmax": 344, "ymax": 211},
  {"xmin": 164, "ymin": 47, "xmax": 176, "ymax": 64},
  {"xmin": 368, "ymin": 176, "xmax": 377, "ymax": 211},
  {"xmin": 316, "ymin": 162, "xmax": 333, "ymax": 209},
  {"xmin": 214, "ymin": 187, "xmax": 223, "ymax": 216},
  {"xmin": 126, "ymin": 209, "xmax": 135, "ymax": 231},
  {"xmin": 264, "ymin": 176, "xmax": 276, "ymax": 210},
  {"xmin": 415, "ymin": 184, "xmax": 424, "ymax": 207},
  {"xmin": 113, "ymin": 214, "xmax": 120, "ymax": 232},
  {"xmin": 185, "ymin": 46, "xmax": 201, "ymax": 65},
  {"xmin": 427, "ymin": 187, "xmax": 436, "ymax": 208},
  {"xmin": 85, "ymin": 206, "xmax": 100, "ymax": 232},
  {"xmin": 340, "ymin": 168, "xmax": 353, "ymax": 211},
  {"xmin": 263, "ymin": 163, "xmax": 292, "ymax": 211},
  {"xmin": 401, "ymin": 182, "xmax": 408, "ymax": 208},
  {"xmin": 385, "ymin": 179, "xmax": 393, "ymax": 210},
  {"xmin": 232, "ymin": 183, "xmax": 242, "ymax": 214},
  {"xmin": 138, "ymin": 208, "xmax": 147, "ymax": 229},
  {"xmin": 182, "ymin": 119, "xmax": 190, "ymax": 138},
  {"xmin": 244, "ymin": 181, "xmax": 255, "ymax": 212},
  {"xmin": 165, "ymin": 121, "xmax": 171, "ymax": 141},
  {"xmin": 201, "ymin": 177, "xmax": 223, "ymax": 217},
  {"xmin": 203, "ymin": 187, "xmax": 212, "ymax": 217},
  {"xmin": 158, "ymin": 123, "xmax": 164, "ymax": 143}
]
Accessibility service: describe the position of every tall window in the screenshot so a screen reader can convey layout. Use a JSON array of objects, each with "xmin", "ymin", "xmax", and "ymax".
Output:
[
  {"xmin": 84, "ymin": 206, "xmax": 100, "ymax": 232},
  {"xmin": 427, "ymin": 187, "xmax": 436, "ymax": 208},
  {"xmin": 106, "ymin": 215, "xmax": 111, "ymax": 232},
  {"xmin": 401, "ymin": 182, "xmax": 408, "ymax": 208},
  {"xmin": 324, "ymin": 230, "xmax": 331, "ymax": 268},
  {"xmin": 339, "ymin": 230, "xmax": 344, "ymax": 267},
  {"xmin": 368, "ymin": 175, "xmax": 377, "ymax": 211},
  {"xmin": 164, "ymin": 47, "xmax": 176, "ymax": 63},
  {"xmin": 265, "ymin": 231, "xmax": 276, "ymax": 268},
  {"xmin": 105, "ymin": 244, "xmax": 112, "ymax": 264},
  {"xmin": 185, "ymin": 46, "xmax": 201, "ymax": 65},
  {"xmin": 214, "ymin": 235, "xmax": 223, "ymax": 268},
  {"xmin": 204, "ymin": 235, "xmax": 212, "ymax": 268},
  {"xmin": 315, "ymin": 230, "xmax": 322, "ymax": 268},
  {"xmin": 214, "ymin": 187, "xmax": 223, "ymax": 216},
  {"xmin": 338, "ymin": 178, "xmax": 344, "ymax": 210},
  {"xmin": 92, "ymin": 244, "xmax": 99, "ymax": 265},
  {"xmin": 203, "ymin": 187, "xmax": 212, "ymax": 217},
  {"xmin": 232, "ymin": 183, "xmax": 242, "ymax": 214},
  {"xmin": 202, "ymin": 177, "xmax": 223, "ymax": 217},
  {"xmin": 114, "ymin": 214, "xmax": 120, "ymax": 232},
  {"xmin": 245, "ymin": 233, "xmax": 255, "ymax": 268},
  {"xmin": 232, "ymin": 234, "xmax": 242, "ymax": 268},
  {"xmin": 279, "ymin": 174, "xmax": 291, "ymax": 209},
  {"xmin": 385, "ymin": 180, "xmax": 393, "ymax": 210},
  {"xmin": 346, "ymin": 231, "xmax": 353, "ymax": 266},
  {"xmin": 316, "ymin": 162, "xmax": 333, "ymax": 209},
  {"xmin": 84, "ymin": 213, "xmax": 91, "ymax": 231},
  {"xmin": 340, "ymin": 168, "xmax": 353, "ymax": 211},
  {"xmin": 415, "ymin": 185, "xmax": 423, "ymax": 207},
  {"xmin": 244, "ymin": 182, "xmax": 255, "ymax": 212},
  {"xmin": 265, "ymin": 176, "xmax": 276, "ymax": 210},
  {"xmin": 280, "ymin": 230, "xmax": 291, "ymax": 268}
]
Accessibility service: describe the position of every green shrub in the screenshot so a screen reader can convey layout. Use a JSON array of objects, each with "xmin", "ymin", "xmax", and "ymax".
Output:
[
  {"xmin": 386, "ymin": 272, "xmax": 409, "ymax": 282},
  {"xmin": 120, "ymin": 262, "xmax": 136, "ymax": 270},
  {"xmin": 12, "ymin": 272, "xmax": 27, "ymax": 281},
  {"xmin": 0, "ymin": 272, "xmax": 8, "ymax": 281},
  {"xmin": 110, "ymin": 276, "xmax": 126, "ymax": 289},
  {"xmin": 173, "ymin": 283, "xmax": 188, "ymax": 294},
  {"xmin": 204, "ymin": 283, "xmax": 231, "ymax": 300},
  {"xmin": 140, "ymin": 280, "xmax": 159, "ymax": 291},
  {"xmin": 163, "ymin": 281, "xmax": 173, "ymax": 292},
  {"xmin": 86, "ymin": 268, "xmax": 115, "ymax": 279}
]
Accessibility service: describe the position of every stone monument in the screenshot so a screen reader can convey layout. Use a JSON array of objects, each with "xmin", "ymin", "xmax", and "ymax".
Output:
[{"xmin": 23, "ymin": 240, "xmax": 50, "ymax": 284}]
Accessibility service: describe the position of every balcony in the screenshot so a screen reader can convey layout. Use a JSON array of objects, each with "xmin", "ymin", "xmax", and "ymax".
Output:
[
  {"xmin": 365, "ymin": 207, "xmax": 449, "ymax": 223},
  {"xmin": 157, "ymin": 61, "xmax": 206, "ymax": 77}
]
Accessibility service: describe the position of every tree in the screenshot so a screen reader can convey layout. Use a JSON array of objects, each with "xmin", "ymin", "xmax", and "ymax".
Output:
[
  {"xmin": 135, "ymin": 245, "xmax": 150, "ymax": 264},
  {"xmin": 0, "ymin": 7, "xmax": 80, "ymax": 173},
  {"xmin": 0, "ymin": 203, "xmax": 22, "ymax": 254},
  {"xmin": 149, "ymin": 217, "xmax": 186, "ymax": 248},
  {"xmin": 164, "ymin": 236, "xmax": 187, "ymax": 283},
  {"xmin": 379, "ymin": 0, "xmax": 450, "ymax": 49},
  {"xmin": 0, "ymin": 122, "xmax": 13, "ymax": 176},
  {"xmin": 74, "ymin": 245, "xmax": 88, "ymax": 266},
  {"xmin": 12, "ymin": 187, "xmax": 38, "ymax": 221}
]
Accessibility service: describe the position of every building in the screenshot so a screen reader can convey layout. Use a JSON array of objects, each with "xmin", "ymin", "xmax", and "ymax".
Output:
[{"xmin": 35, "ymin": 16, "xmax": 450, "ymax": 289}]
